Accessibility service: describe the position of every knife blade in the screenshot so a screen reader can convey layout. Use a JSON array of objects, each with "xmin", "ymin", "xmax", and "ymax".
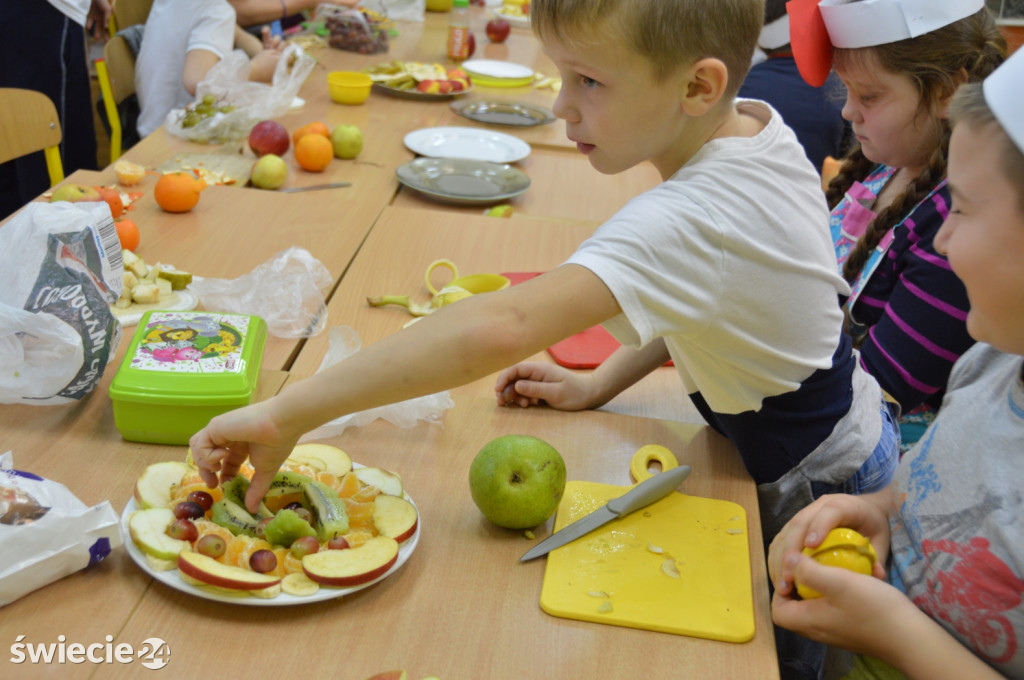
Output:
[
  {"xmin": 520, "ymin": 464, "xmax": 691, "ymax": 562},
  {"xmin": 279, "ymin": 182, "xmax": 352, "ymax": 193}
]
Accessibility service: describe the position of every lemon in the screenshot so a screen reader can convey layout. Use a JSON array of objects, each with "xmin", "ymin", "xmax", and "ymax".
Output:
[{"xmin": 795, "ymin": 527, "xmax": 877, "ymax": 600}]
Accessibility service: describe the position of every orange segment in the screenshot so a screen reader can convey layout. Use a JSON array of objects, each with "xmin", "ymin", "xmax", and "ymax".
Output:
[{"xmin": 337, "ymin": 472, "xmax": 362, "ymax": 498}]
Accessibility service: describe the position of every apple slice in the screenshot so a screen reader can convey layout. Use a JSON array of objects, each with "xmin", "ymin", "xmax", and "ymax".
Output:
[
  {"xmin": 364, "ymin": 672, "xmax": 408, "ymax": 680},
  {"xmin": 353, "ymin": 467, "xmax": 403, "ymax": 497},
  {"xmin": 372, "ymin": 495, "xmax": 418, "ymax": 544},
  {"xmin": 303, "ymin": 536, "xmax": 399, "ymax": 587},
  {"xmin": 128, "ymin": 508, "xmax": 190, "ymax": 560},
  {"xmin": 177, "ymin": 550, "xmax": 282, "ymax": 590},
  {"xmin": 287, "ymin": 443, "xmax": 353, "ymax": 477},
  {"xmin": 134, "ymin": 461, "xmax": 189, "ymax": 509}
]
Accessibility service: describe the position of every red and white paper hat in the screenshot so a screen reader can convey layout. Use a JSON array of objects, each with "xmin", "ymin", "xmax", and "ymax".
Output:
[
  {"xmin": 984, "ymin": 48, "xmax": 1024, "ymax": 156},
  {"xmin": 786, "ymin": 0, "xmax": 985, "ymax": 86}
]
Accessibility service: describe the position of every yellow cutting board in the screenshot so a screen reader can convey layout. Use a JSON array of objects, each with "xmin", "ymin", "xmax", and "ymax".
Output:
[{"xmin": 539, "ymin": 480, "xmax": 755, "ymax": 642}]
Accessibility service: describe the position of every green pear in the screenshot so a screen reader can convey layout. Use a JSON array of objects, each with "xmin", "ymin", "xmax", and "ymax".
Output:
[
  {"xmin": 330, "ymin": 124, "xmax": 363, "ymax": 160},
  {"xmin": 469, "ymin": 435, "xmax": 566, "ymax": 529}
]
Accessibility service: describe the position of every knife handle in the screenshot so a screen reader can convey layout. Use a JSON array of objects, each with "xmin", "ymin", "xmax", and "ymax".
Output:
[{"xmin": 606, "ymin": 465, "xmax": 691, "ymax": 516}]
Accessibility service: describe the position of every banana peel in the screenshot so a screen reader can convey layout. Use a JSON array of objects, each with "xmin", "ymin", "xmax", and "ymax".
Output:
[{"xmin": 367, "ymin": 285, "xmax": 473, "ymax": 317}]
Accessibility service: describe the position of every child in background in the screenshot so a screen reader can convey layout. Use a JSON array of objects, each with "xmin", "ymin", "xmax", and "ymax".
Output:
[
  {"xmin": 737, "ymin": 0, "xmax": 850, "ymax": 174},
  {"xmin": 135, "ymin": 0, "xmax": 284, "ymax": 137},
  {"xmin": 190, "ymin": 0, "xmax": 897, "ymax": 547},
  {"xmin": 768, "ymin": 47, "xmax": 1024, "ymax": 680},
  {"xmin": 813, "ymin": 0, "xmax": 1005, "ymax": 448}
]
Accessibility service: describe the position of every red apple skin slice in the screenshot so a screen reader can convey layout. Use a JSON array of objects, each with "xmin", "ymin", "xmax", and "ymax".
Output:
[
  {"xmin": 372, "ymin": 495, "xmax": 418, "ymax": 544},
  {"xmin": 177, "ymin": 550, "xmax": 282, "ymax": 590},
  {"xmin": 302, "ymin": 536, "xmax": 399, "ymax": 587}
]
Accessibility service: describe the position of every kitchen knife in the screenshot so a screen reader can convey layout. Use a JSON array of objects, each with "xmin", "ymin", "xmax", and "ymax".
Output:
[
  {"xmin": 279, "ymin": 182, "xmax": 352, "ymax": 193},
  {"xmin": 520, "ymin": 464, "xmax": 691, "ymax": 562}
]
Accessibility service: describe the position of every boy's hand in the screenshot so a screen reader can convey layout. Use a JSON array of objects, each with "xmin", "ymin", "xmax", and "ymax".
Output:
[
  {"xmin": 495, "ymin": 362, "xmax": 597, "ymax": 410},
  {"xmin": 87, "ymin": 0, "xmax": 111, "ymax": 41},
  {"xmin": 771, "ymin": 553, "xmax": 917, "ymax": 659},
  {"xmin": 768, "ymin": 493, "xmax": 890, "ymax": 597},
  {"xmin": 189, "ymin": 401, "xmax": 298, "ymax": 514}
]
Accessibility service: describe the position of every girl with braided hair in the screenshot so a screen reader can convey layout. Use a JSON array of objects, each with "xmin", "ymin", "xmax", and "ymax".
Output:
[{"xmin": 814, "ymin": 1, "xmax": 1006, "ymax": 449}]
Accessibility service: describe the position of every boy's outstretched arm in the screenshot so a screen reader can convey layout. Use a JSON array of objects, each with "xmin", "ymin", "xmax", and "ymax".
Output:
[
  {"xmin": 190, "ymin": 264, "xmax": 619, "ymax": 512},
  {"xmin": 495, "ymin": 339, "xmax": 670, "ymax": 410}
]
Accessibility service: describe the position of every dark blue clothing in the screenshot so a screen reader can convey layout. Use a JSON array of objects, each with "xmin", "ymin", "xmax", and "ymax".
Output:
[
  {"xmin": 739, "ymin": 56, "xmax": 850, "ymax": 173},
  {"xmin": 1, "ymin": 0, "xmax": 99, "ymax": 221}
]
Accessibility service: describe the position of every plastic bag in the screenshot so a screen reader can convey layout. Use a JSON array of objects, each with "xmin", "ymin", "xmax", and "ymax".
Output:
[
  {"xmin": 0, "ymin": 452, "xmax": 122, "ymax": 606},
  {"xmin": 189, "ymin": 247, "xmax": 333, "ymax": 338},
  {"xmin": 0, "ymin": 202, "xmax": 123, "ymax": 405},
  {"xmin": 299, "ymin": 325, "xmax": 454, "ymax": 440},
  {"xmin": 165, "ymin": 43, "xmax": 316, "ymax": 143}
]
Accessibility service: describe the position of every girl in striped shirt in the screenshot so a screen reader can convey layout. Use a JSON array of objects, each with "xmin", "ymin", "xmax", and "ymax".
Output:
[{"xmin": 819, "ymin": 3, "xmax": 1005, "ymax": 448}]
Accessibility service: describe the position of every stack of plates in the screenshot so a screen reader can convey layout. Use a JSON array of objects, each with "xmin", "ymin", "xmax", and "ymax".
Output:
[{"xmin": 462, "ymin": 59, "xmax": 535, "ymax": 88}]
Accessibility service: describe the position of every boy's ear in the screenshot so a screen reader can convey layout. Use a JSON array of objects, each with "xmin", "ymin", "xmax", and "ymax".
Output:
[{"xmin": 681, "ymin": 58, "xmax": 730, "ymax": 115}]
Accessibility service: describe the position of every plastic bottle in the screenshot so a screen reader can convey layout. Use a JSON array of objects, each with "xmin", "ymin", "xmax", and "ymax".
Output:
[{"xmin": 447, "ymin": 0, "xmax": 471, "ymax": 61}]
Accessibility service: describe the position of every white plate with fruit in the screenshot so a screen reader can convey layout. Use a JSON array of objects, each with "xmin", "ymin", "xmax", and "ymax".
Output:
[
  {"xmin": 109, "ymin": 249, "xmax": 198, "ymax": 327},
  {"xmin": 493, "ymin": 6, "xmax": 529, "ymax": 28},
  {"xmin": 123, "ymin": 444, "xmax": 420, "ymax": 606}
]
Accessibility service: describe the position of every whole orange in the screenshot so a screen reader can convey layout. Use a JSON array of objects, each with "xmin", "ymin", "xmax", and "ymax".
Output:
[
  {"xmin": 154, "ymin": 172, "xmax": 206, "ymax": 213},
  {"xmin": 294, "ymin": 134, "xmax": 334, "ymax": 172},
  {"xmin": 292, "ymin": 121, "xmax": 330, "ymax": 146},
  {"xmin": 96, "ymin": 186, "xmax": 124, "ymax": 218},
  {"xmin": 115, "ymin": 218, "xmax": 141, "ymax": 251}
]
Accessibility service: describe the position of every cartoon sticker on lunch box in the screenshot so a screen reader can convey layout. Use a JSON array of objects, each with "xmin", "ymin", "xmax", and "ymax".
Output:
[{"xmin": 130, "ymin": 312, "xmax": 251, "ymax": 373}]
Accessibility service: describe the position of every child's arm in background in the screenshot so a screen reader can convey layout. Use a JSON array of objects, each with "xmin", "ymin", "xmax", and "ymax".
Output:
[
  {"xmin": 773, "ymin": 557, "xmax": 1004, "ymax": 680},
  {"xmin": 495, "ymin": 339, "xmax": 670, "ymax": 410},
  {"xmin": 182, "ymin": 49, "xmax": 223, "ymax": 96},
  {"xmin": 191, "ymin": 265, "xmax": 620, "ymax": 512}
]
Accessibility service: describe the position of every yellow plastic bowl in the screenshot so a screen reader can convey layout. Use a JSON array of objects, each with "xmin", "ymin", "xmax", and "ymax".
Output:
[{"xmin": 328, "ymin": 71, "xmax": 372, "ymax": 105}]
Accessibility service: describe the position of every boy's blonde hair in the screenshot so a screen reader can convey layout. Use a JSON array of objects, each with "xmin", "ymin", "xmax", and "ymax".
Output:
[
  {"xmin": 825, "ymin": 8, "xmax": 1005, "ymax": 286},
  {"xmin": 530, "ymin": 0, "xmax": 763, "ymax": 97},
  {"xmin": 949, "ymin": 81, "xmax": 1024, "ymax": 211}
]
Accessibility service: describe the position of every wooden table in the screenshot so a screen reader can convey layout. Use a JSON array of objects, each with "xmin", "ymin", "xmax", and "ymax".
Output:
[{"xmin": 0, "ymin": 9, "xmax": 778, "ymax": 679}]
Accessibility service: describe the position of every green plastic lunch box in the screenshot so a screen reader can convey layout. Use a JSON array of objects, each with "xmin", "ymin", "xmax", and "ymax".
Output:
[{"xmin": 109, "ymin": 310, "xmax": 267, "ymax": 445}]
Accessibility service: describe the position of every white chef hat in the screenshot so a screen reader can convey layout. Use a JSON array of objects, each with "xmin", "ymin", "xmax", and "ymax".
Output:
[
  {"xmin": 787, "ymin": 0, "xmax": 986, "ymax": 86},
  {"xmin": 984, "ymin": 47, "xmax": 1024, "ymax": 156},
  {"xmin": 759, "ymin": 15, "xmax": 791, "ymax": 50}
]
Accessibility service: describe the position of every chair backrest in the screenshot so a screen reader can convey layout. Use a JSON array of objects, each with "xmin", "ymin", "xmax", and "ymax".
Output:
[
  {"xmin": 110, "ymin": 0, "xmax": 154, "ymax": 33},
  {"xmin": 0, "ymin": 88, "xmax": 64, "ymax": 186},
  {"xmin": 96, "ymin": 34, "xmax": 137, "ymax": 160}
]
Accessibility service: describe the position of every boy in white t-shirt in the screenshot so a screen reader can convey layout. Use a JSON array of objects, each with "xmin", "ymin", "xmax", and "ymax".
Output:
[
  {"xmin": 135, "ymin": 0, "xmax": 283, "ymax": 137},
  {"xmin": 769, "ymin": 48, "xmax": 1024, "ymax": 680},
  {"xmin": 188, "ymin": 0, "xmax": 897, "ymax": 543}
]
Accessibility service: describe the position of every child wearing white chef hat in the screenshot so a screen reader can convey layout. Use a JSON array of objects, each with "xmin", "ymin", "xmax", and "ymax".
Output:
[
  {"xmin": 787, "ymin": 0, "xmax": 1005, "ymax": 463},
  {"xmin": 769, "ymin": 47, "xmax": 1024, "ymax": 680}
]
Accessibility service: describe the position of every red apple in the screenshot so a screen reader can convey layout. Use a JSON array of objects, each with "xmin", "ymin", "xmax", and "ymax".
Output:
[
  {"xmin": 467, "ymin": 31, "xmax": 476, "ymax": 58},
  {"xmin": 372, "ymin": 495, "xmax": 418, "ymax": 544},
  {"xmin": 416, "ymin": 79, "xmax": 441, "ymax": 94},
  {"xmin": 302, "ymin": 536, "xmax": 399, "ymax": 586},
  {"xmin": 248, "ymin": 120, "xmax": 290, "ymax": 157},
  {"xmin": 177, "ymin": 550, "xmax": 282, "ymax": 590},
  {"xmin": 449, "ymin": 78, "xmax": 467, "ymax": 92},
  {"xmin": 437, "ymin": 80, "xmax": 454, "ymax": 94},
  {"xmin": 486, "ymin": 18, "xmax": 511, "ymax": 43}
]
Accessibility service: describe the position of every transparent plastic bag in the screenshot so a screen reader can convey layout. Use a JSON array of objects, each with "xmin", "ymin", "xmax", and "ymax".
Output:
[
  {"xmin": 189, "ymin": 247, "xmax": 333, "ymax": 338},
  {"xmin": 299, "ymin": 326, "xmax": 454, "ymax": 440},
  {"xmin": 165, "ymin": 43, "xmax": 316, "ymax": 143}
]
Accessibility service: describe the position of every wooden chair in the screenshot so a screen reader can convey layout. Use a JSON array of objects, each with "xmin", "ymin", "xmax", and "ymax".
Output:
[
  {"xmin": 95, "ymin": 34, "xmax": 137, "ymax": 160},
  {"xmin": 0, "ymin": 88, "xmax": 64, "ymax": 186},
  {"xmin": 108, "ymin": 0, "xmax": 154, "ymax": 34}
]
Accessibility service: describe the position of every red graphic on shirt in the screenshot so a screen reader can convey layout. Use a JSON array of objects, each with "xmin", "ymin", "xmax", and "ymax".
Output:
[{"xmin": 914, "ymin": 536, "xmax": 1024, "ymax": 664}]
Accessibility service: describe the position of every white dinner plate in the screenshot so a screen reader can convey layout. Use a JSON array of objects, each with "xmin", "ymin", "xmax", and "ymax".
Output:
[
  {"xmin": 396, "ymin": 157, "xmax": 530, "ymax": 205},
  {"xmin": 110, "ymin": 289, "xmax": 199, "ymax": 328},
  {"xmin": 493, "ymin": 8, "xmax": 530, "ymax": 28},
  {"xmin": 121, "ymin": 482, "xmax": 420, "ymax": 606},
  {"xmin": 404, "ymin": 126, "xmax": 531, "ymax": 163},
  {"xmin": 461, "ymin": 59, "xmax": 534, "ymax": 87}
]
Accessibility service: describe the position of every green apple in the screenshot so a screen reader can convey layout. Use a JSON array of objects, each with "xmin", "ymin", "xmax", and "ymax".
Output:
[
  {"xmin": 133, "ymin": 460, "xmax": 189, "ymax": 509},
  {"xmin": 250, "ymin": 153, "xmax": 288, "ymax": 190},
  {"xmin": 50, "ymin": 183, "xmax": 101, "ymax": 203},
  {"xmin": 468, "ymin": 434, "xmax": 567, "ymax": 529},
  {"xmin": 330, "ymin": 124, "xmax": 363, "ymax": 160}
]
